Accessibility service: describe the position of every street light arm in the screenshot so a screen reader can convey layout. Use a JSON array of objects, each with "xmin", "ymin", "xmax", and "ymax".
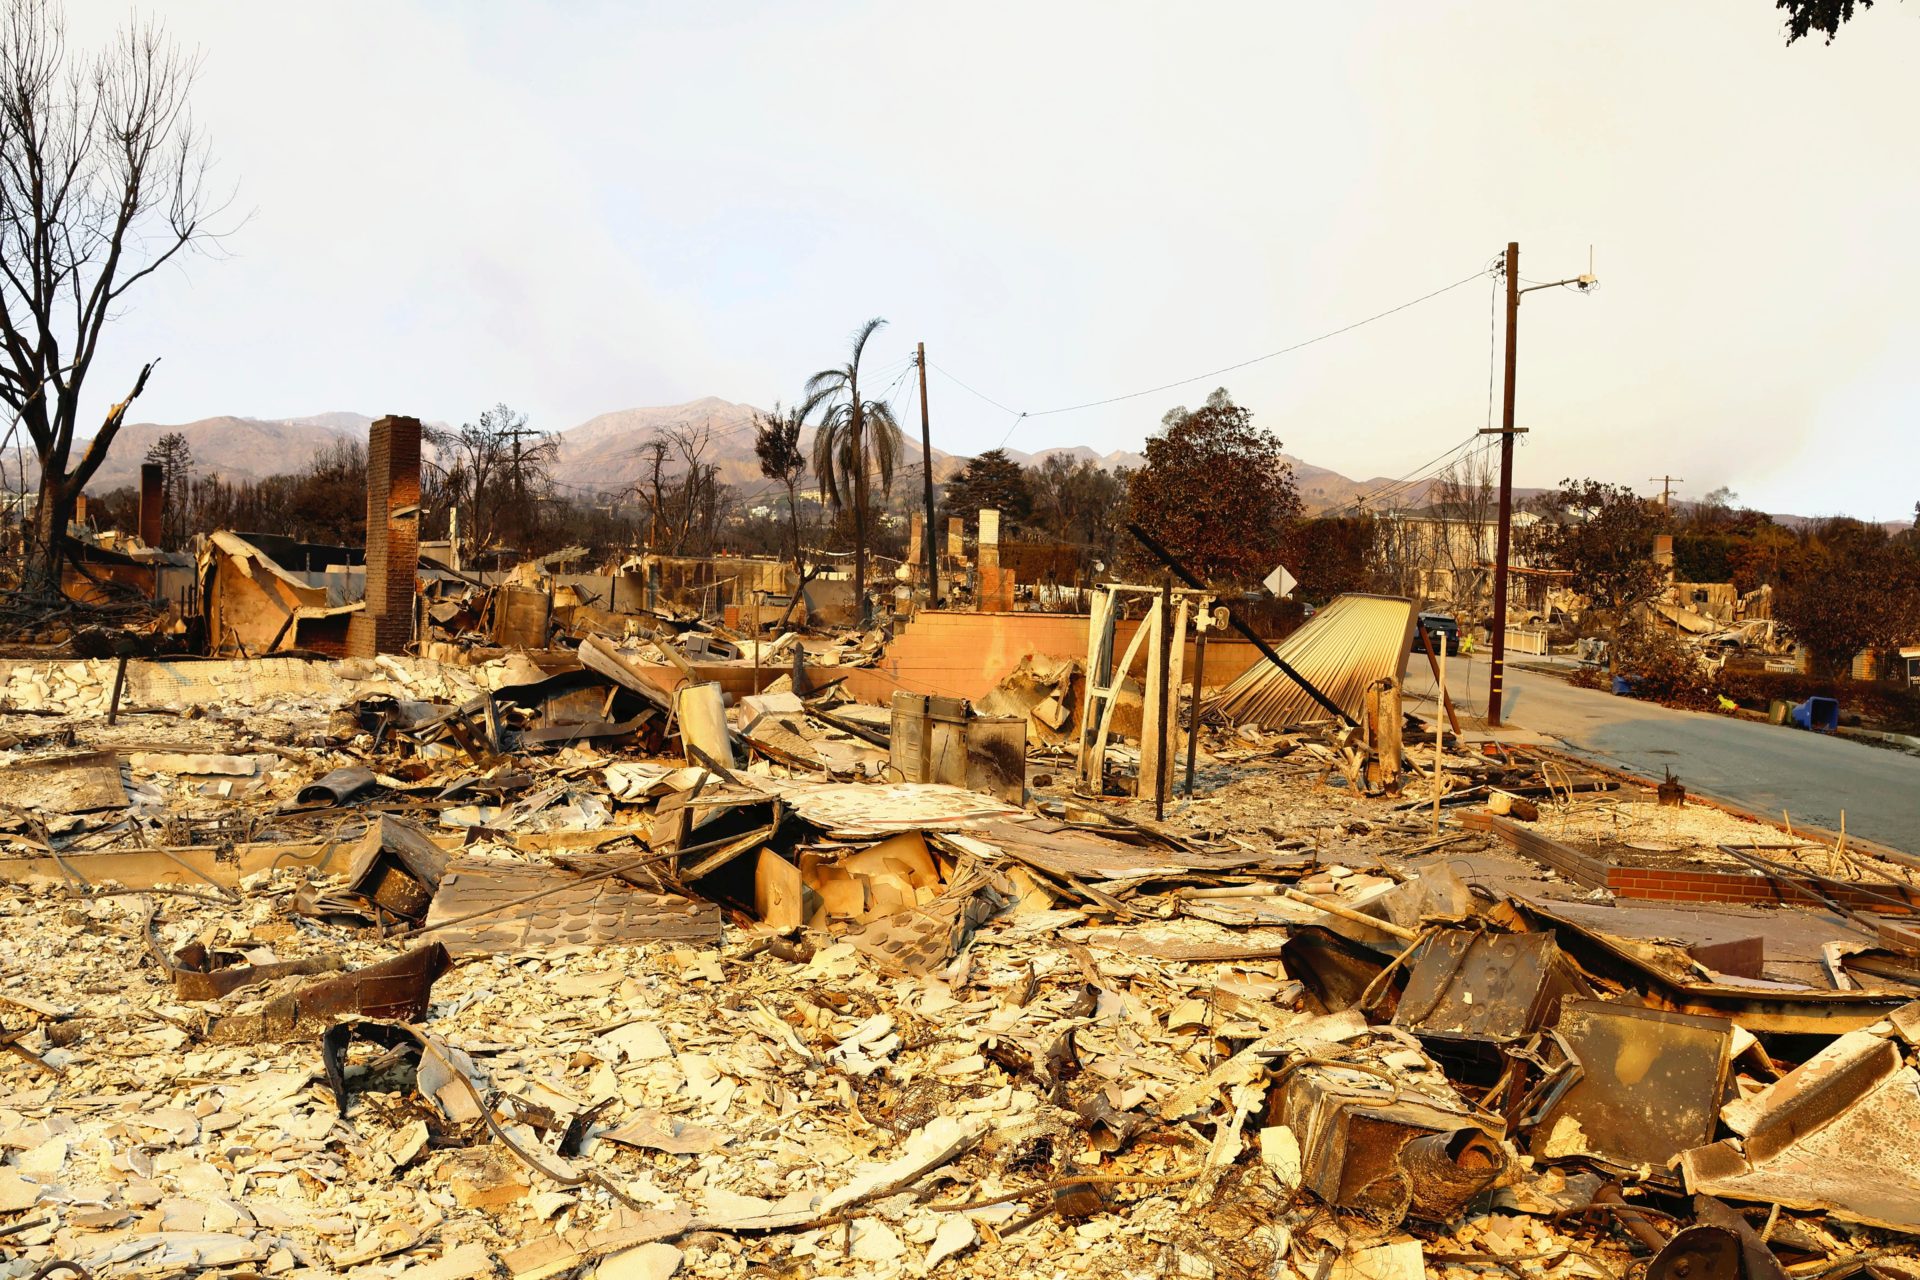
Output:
[{"xmin": 1517, "ymin": 276, "xmax": 1597, "ymax": 298}]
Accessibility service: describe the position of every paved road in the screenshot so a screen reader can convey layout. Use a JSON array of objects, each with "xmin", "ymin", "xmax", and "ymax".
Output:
[{"xmin": 1401, "ymin": 651, "xmax": 1920, "ymax": 855}]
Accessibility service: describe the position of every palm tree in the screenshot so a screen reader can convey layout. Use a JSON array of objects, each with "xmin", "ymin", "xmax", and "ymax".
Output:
[{"xmin": 802, "ymin": 317, "xmax": 904, "ymax": 623}]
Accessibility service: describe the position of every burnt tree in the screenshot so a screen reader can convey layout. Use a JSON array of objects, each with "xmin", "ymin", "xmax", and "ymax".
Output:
[
  {"xmin": 0, "ymin": 2, "xmax": 225, "ymax": 593},
  {"xmin": 1125, "ymin": 387, "xmax": 1300, "ymax": 585}
]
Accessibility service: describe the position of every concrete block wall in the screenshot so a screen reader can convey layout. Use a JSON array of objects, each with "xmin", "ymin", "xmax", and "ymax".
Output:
[{"xmin": 839, "ymin": 610, "xmax": 1275, "ymax": 705}]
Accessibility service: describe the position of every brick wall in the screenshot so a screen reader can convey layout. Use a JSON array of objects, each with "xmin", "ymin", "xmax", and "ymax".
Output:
[
  {"xmin": 347, "ymin": 415, "xmax": 421, "ymax": 657},
  {"xmin": 1608, "ymin": 864, "xmax": 1920, "ymax": 912}
]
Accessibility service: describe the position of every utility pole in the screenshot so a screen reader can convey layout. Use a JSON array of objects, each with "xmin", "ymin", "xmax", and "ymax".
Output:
[
  {"xmin": 1486, "ymin": 242, "xmax": 1523, "ymax": 728},
  {"xmin": 916, "ymin": 342, "xmax": 939, "ymax": 602},
  {"xmin": 1649, "ymin": 476, "xmax": 1685, "ymax": 513},
  {"xmin": 1484, "ymin": 242, "xmax": 1598, "ymax": 728},
  {"xmin": 499, "ymin": 413, "xmax": 542, "ymax": 553}
]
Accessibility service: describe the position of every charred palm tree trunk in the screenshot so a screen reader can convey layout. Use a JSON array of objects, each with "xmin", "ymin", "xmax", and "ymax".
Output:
[{"xmin": 852, "ymin": 407, "xmax": 869, "ymax": 624}]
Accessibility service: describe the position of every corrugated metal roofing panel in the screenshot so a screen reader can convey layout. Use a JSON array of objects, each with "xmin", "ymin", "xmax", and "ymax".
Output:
[{"xmin": 1206, "ymin": 593, "xmax": 1415, "ymax": 727}]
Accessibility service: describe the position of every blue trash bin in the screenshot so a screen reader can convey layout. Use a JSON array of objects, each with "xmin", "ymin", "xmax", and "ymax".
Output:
[
  {"xmin": 1611, "ymin": 675, "xmax": 1637, "ymax": 696},
  {"xmin": 1790, "ymin": 697, "xmax": 1839, "ymax": 732}
]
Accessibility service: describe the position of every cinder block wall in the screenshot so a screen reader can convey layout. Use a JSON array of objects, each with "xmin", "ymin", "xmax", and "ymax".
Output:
[{"xmin": 839, "ymin": 611, "xmax": 1274, "ymax": 704}]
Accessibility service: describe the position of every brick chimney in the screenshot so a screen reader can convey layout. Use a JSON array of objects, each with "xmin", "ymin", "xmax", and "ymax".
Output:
[
  {"xmin": 139, "ymin": 462, "xmax": 164, "ymax": 548},
  {"xmin": 346, "ymin": 415, "xmax": 422, "ymax": 657}
]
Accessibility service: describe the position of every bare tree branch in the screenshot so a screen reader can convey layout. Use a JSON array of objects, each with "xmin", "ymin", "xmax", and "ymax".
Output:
[{"xmin": 0, "ymin": 0, "xmax": 228, "ymax": 593}]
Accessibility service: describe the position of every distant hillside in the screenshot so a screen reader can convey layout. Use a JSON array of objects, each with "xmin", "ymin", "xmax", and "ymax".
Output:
[
  {"xmin": 65, "ymin": 413, "xmax": 372, "ymax": 490},
  {"xmin": 1004, "ymin": 444, "xmax": 1149, "ymax": 472},
  {"xmin": 1001, "ymin": 442, "xmax": 1461, "ymax": 513},
  {"xmin": 553, "ymin": 397, "xmax": 969, "ymax": 495},
  {"xmin": 30, "ymin": 396, "xmax": 1540, "ymax": 518}
]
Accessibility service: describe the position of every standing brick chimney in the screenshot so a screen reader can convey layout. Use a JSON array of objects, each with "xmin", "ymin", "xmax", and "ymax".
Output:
[
  {"xmin": 139, "ymin": 462, "xmax": 164, "ymax": 548},
  {"xmin": 977, "ymin": 508, "xmax": 1014, "ymax": 612},
  {"xmin": 346, "ymin": 415, "xmax": 422, "ymax": 657}
]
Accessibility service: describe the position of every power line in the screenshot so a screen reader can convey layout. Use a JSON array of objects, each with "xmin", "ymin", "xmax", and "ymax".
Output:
[
  {"xmin": 930, "ymin": 266, "xmax": 1494, "ymax": 437},
  {"xmin": 1343, "ymin": 432, "xmax": 1483, "ymax": 513},
  {"xmin": 1485, "ymin": 269, "xmax": 1500, "ymax": 432},
  {"xmin": 927, "ymin": 362, "xmax": 1019, "ymax": 417},
  {"xmin": 1347, "ymin": 436, "xmax": 1478, "ymax": 511}
]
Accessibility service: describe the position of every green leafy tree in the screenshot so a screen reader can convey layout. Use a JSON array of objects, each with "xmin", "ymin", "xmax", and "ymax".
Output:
[
  {"xmin": 1776, "ymin": 0, "xmax": 1886, "ymax": 44},
  {"xmin": 1773, "ymin": 519, "xmax": 1920, "ymax": 677},
  {"xmin": 942, "ymin": 447, "xmax": 1032, "ymax": 534},
  {"xmin": 1124, "ymin": 387, "xmax": 1299, "ymax": 584},
  {"xmin": 1286, "ymin": 515, "xmax": 1379, "ymax": 603},
  {"xmin": 1523, "ymin": 479, "xmax": 1668, "ymax": 662},
  {"xmin": 1027, "ymin": 454, "xmax": 1129, "ymax": 563},
  {"xmin": 803, "ymin": 317, "xmax": 904, "ymax": 618}
]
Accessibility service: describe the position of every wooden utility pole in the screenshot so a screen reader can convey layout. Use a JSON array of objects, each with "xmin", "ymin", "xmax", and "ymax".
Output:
[
  {"xmin": 1486, "ymin": 242, "xmax": 1523, "ymax": 728},
  {"xmin": 1432, "ymin": 642, "xmax": 1446, "ymax": 832},
  {"xmin": 1649, "ymin": 476, "xmax": 1685, "ymax": 513},
  {"xmin": 916, "ymin": 343, "xmax": 939, "ymax": 602},
  {"xmin": 1485, "ymin": 241, "xmax": 1596, "ymax": 726}
]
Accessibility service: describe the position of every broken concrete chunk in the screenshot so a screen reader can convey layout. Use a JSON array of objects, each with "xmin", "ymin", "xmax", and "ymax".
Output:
[{"xmin": 591, "ymin": 1242, "xmax": 683, "ymax": 1280}]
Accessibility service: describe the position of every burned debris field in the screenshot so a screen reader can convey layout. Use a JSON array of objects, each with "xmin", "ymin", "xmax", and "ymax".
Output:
[
  {"xmin": 3, "ymin": 3, "xmax": 1920, "ymax": 1277},
  {"xmin": 2, "ymin": 445, "xmax": 1918, "ymax": 1280}
]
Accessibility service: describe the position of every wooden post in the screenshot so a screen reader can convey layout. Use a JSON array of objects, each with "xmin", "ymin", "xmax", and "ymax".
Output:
[
  {"xmin": 1155, "ymin": 578, "xmax": 1173, "ymax": 820},
  {"xmin": 1432, "ymin": 643, "xmax": 1446, "ymax": 833},
  {"xmin": 1365, "ymin": 676, "xmax": 1403, "ymax": 795},
  {"xmin": 1421, "ymin": 625, "xmax": 1463, "ymax": 735},
  {"xmin": 107, "ymin": 654, "xmax": 129, "ymax": 725},
  {"xmin": 751, "ymin": 592, "xmax": 762, "ymax": 696},
  {"xmin": 1186, "ymin": 607, "xmax": 1209, "ymax": 797}
]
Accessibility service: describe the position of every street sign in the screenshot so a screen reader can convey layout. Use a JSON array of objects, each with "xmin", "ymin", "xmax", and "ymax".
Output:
[{"xmin": 1263, "ymin": 564, "xmax": 1297, "ymax": 599}]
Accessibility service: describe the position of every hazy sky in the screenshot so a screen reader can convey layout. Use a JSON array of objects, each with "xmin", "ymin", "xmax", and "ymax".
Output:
[{"xmin": 65, "ymin": 1, "xmax": 1920, "ymax": 519}]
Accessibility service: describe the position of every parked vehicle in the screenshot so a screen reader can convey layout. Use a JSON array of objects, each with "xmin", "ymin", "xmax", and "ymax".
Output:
[{"xmin": 1413, "ymin": 611, "xmax": 1460, "ymax": 655}]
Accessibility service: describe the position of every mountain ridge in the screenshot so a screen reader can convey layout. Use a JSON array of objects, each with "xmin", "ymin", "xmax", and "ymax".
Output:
[{"xmin": 45, "ymin": 399, "xmax": 1471, "ymax": 514}]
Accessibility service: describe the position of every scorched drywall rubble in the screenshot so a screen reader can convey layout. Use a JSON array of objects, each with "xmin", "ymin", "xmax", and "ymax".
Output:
[{"xmin": 0, "ymin": 636, "xmax": 1917, "ymax": 1280}]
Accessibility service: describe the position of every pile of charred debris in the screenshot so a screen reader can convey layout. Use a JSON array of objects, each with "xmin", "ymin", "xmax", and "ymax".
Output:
[{"xmin": 2, "ymin": 606, "xmax": 1919, "ymax": 1280}]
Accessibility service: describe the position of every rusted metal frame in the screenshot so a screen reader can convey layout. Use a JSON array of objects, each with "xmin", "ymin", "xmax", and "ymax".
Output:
[
  {"xmin": 202, "ymin": 943, "xmax": 451, "ymax": 1043},
  {"xmin": 1503, "ymin": 1028, "xmax": 1583, "ymax": 1129},
  {"xmin": 1514, "ymin": 901, "xmax": 1907, "ymax": 1034}
]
